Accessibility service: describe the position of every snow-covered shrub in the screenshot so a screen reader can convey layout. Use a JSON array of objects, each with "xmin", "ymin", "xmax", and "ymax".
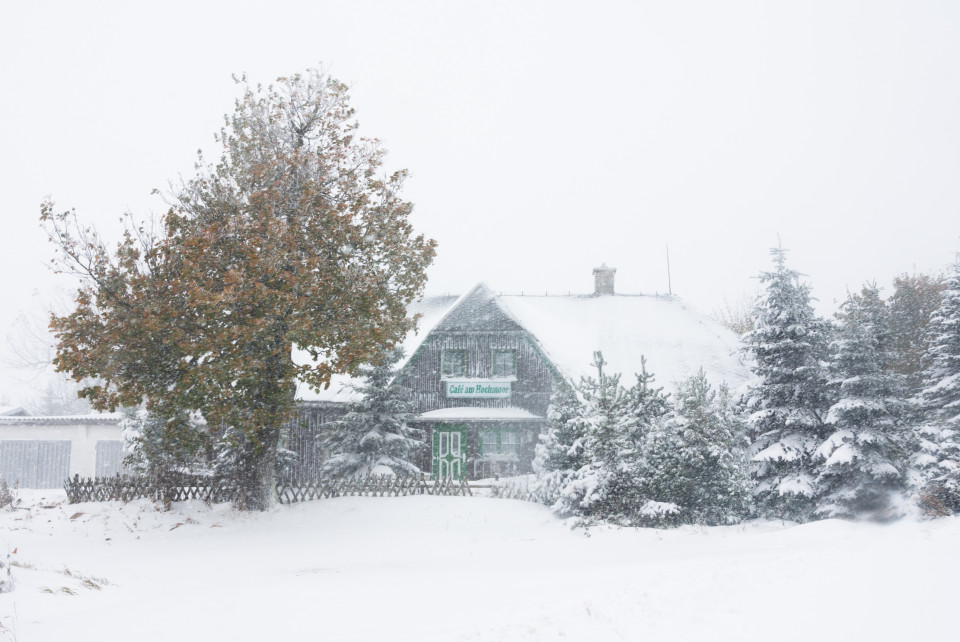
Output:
[
  {"xmin": 0, "ymin": 550, "xmax": 12, "ymax": 594},
  {"xmin": 918, "ymin": 472, "xmax": 960, "ymax": 516},
  {"xmin": 0, "ymin": 480, "xmax": 14, "ymax": 509},
  {"xmin": 639, "ymin": 372, "xmax": 749, "ymax": 526}
]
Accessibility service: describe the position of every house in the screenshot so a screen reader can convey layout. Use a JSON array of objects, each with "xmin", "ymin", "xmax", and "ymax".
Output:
[
  {"xmin": 293, "ymin": 266, "xmax": 750, "ymax": 480},
  {"xmin": 0, "ymin": 412, "xmax": 124, "ymax": 488}
]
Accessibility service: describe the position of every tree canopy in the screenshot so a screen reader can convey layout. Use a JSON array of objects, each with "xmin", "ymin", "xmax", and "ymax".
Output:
[{"xmin": 42, "ymin": 68, "xmax": 436, "ymax": 509}]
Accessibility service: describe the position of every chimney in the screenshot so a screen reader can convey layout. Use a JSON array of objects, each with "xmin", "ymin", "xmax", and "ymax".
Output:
[{"xmin": 592, "ymin": 264, "xmax": 616, "ymax": 296}]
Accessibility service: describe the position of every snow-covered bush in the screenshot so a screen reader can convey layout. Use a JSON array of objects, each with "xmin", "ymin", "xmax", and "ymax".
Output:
[
  {"xmin": 0, "ymin": 480, "xmax": 14, "ymax": 509},
  {"xmin": 639, "ymin": 371, "xmax": 749, "ymax": 526}
]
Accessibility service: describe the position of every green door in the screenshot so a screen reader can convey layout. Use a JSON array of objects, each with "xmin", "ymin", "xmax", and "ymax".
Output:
[{"xmin": 432, "ymin": 425, "xmax": 467, "ymax": 479}]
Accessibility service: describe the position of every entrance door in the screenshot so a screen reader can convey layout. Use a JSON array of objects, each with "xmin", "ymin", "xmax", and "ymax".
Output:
[{"xmin": 433, "ymin": 425, "xmax": 466, "ymax": 479}]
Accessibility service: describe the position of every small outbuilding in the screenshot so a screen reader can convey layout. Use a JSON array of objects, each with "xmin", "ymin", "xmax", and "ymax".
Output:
[{"xmin": 0, "ymin": 412, "xmax": 123, "ymax": 488}]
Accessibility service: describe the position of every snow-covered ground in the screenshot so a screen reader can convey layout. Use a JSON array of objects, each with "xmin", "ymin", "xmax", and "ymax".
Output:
[{"xmin": 1, "ymin": 491, "xmax": 957, "ymax": 641}]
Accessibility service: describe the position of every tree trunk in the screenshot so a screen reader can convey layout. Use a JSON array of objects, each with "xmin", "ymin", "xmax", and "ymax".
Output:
[{"xmin": 236, "ymin": 426, "xmax": 279, "ymax": 511}]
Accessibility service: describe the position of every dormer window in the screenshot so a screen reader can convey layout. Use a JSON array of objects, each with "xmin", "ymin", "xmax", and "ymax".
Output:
[
  {"xmin": 441, "ymin": 349, "xmax": 466, "ymax": 378},
  {"xmin": 492, "ymin": 349, "xmax": 516, "ymax": 378}
]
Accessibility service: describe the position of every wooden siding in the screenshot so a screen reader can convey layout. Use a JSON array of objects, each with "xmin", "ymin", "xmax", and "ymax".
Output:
[
  {"xmin": 400, "ymin": 332, "xmax": 557, "ymax": 416},
  {"xmin": 280, "ymin": 403, "xmax": 347, "ymax": 480}
]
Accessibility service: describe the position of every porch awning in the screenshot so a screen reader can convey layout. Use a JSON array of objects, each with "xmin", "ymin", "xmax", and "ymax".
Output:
[{"xmin": 414, "ymin": 407, "xmax": 544, "ymax": 422}]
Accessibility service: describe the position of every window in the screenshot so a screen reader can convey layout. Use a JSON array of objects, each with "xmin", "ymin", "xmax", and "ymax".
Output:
[
  {"xmin": 492, "ymin": 349, "xmax": 516, "ymax": 378},
  {"xmin": 479, "ymin": 429, "xmax": 520, "ymax": 456},
  {"xmin": 480, "ymin": 430, "xmax": 499, "ymax": 454},
  {"xmin": 441, "ymin": 349, "xmax": 466, "ymax": 378}
]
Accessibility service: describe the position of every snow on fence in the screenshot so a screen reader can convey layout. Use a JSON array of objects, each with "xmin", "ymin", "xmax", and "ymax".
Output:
[
  {"xmin": 64, "ymin": 472, "xmax": 540, "ymax": 505},
  {"xmin": 275, "ymin": 474, "xmax": 472, "ymax": 503},
  {"xmin": 487, "ymin": 478, "xmax": 537, "ymax": 503},
  {"xmin": 63, "ymin": 473, "xmax": 475, "ymax": 504}
]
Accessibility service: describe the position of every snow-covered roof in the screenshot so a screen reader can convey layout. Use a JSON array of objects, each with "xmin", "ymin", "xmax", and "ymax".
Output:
[
  {"xmin": 496, "ymin": 293, "xmax": 749, "ymax": 392},
  {"xmin": 0, "ymin": 413, "xmax": 122, "ymax": 425},
  {"xmin": 416, "ymin": 407, "xmax": 543, "ymax": 422},
  {"xmin": 0, "ymin": 405, "xmax": 28, "ymax": 417},
  {"xmin": 294, "ymin": 283, "xmax": 750, "ymax": 403}
]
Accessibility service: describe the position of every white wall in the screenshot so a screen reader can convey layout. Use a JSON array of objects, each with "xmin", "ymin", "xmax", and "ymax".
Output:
[{"xmin": 0, "ymin": 418, "xmax": 122, "ymax": 485}]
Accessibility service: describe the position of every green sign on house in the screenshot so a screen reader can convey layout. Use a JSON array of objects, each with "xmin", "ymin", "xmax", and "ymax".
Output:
[{"xmin": 445, "ymin": 379, "xmax": 512, "ymax": 398}]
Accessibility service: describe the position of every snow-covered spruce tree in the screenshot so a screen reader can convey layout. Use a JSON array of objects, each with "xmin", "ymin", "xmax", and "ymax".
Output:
[
  {"xmin": 531, "ymin": 380, "xmax": 589, "ymax": 508},
  {"xmin": 916, "ymin": 262, "xmax": 960, "ymax": 514},
  {"xmin": 42, "ymin": 69, "xmax": 435, "ymax": 509},
  {"xmin": 816, "ymin": 284, "xmax": 911, "ymax": 519},
  {"xmin": 321, "ymin": 346, "xmax": 425, "ymax": 477},
  {"xmin": 546, "ymin": 353, "xmax": 672, "ymax": 525},
  {"xmin": 570, "ymin": 352, "xmax": 642, "ymax": 523},
  {"xmin": 639, "ymin": 371, "xmax": 749, "ymax": 526},
  {"xmin": 743, "ymin": 246, "xmax": 833, "ymax": 521}
]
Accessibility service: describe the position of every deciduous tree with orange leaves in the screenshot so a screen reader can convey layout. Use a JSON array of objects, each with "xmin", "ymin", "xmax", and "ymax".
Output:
[{"xmin": 42, "ymin": 68, "xmax": 436, "ymax": 509}]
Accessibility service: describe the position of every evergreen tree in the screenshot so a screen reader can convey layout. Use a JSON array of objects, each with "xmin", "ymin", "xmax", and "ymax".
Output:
[
  {"xmin": 322, "ymin": 347, "xmax": 425, "ymax": 477},
  {"xmin": 121, "ymin": 407, "xmax": 210, "ymax": 478},
  {"xmin": 743, "ymin": 246, "xmax": 832, "ymax": 521},
  {"xmin": 916, "ymin": 262, "xmax": 960, "ymax": 514},
  {"xmin": 573, "ymin": 352, "xmax": 647, "ymax": 523},
  {"xmin": 640, "ymin": 371, "xmax": 748, "ymax": 526},
  {"xmin": 541, "ymin": 353, "xmax": 671, "ymax": 525},
  {"xmin": 816, "ymin": 284, "xmax": 911, "ymax": 519},
  {"xmin": 532, "ymin": 381, "xmax": 590, "ymax": 508},
  {"xmin": 887, "ymin": 273, "xmax": 945, "ymax": 385}
]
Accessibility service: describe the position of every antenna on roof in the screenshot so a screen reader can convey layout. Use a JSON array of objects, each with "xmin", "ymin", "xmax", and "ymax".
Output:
[{"xmin": 666, "ymin": 244, "xmax": 673, "ymax": 295}]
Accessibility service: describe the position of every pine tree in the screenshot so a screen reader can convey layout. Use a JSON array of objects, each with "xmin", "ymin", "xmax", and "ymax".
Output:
[
  {"xmin": 321, "ymin": 347, "xmax": 425, "ymax": 477},
  {"xmin": 639, "ymin": 371, "xmax": 748, "ymax": 526},
  {"xmin": 543, "ymin": 352, "xmax": 671, "ymax": 525},
  {"xmin": 573, "ymin": 352, "xmax": 641, "ymax": 522},
  {"xmin": 532, "ymin": 381, "xmax": 590, "ymax": 508},
  {"xmin": 916, "ymin": 261, "xmax": 960, "ymax": 514},
  {"xmin": 743, "ymin": 246, "xmax": 832, "ymax": 521},
  {"xmin": 816, "ymin": 284, "xmax": 911, "ymax": 519}
]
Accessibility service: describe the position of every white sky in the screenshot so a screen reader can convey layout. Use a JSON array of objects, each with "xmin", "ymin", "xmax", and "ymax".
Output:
[{"xmin": 2, "ymin": 0, "xmax": 959, "ymax": 404}]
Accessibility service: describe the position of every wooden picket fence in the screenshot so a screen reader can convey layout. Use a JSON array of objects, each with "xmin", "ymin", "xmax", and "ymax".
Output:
[
  {"xmin": 276, "ymin": 474, "xmax": 472, "ymax": 504},
  {"xmin": 64, "ymin": 473, "xmax": 239, "ymax": 504},
  {"xmin": 487, "ymin": 479, "xmax": 537, "ymax": 503},
  {"xmin": 64, "ymin": 472, "xmax": 474, "ymax": 505}
]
